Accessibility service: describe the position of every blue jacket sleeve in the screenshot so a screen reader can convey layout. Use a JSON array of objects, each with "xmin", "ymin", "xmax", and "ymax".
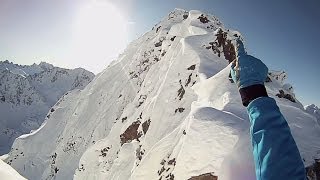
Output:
[{"xmin": 247, "ymin": 97, "xmax": 306, "ymax": 180}]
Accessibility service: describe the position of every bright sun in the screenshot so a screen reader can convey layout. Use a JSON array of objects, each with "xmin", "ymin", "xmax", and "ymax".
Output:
[{"xmin": 70, "ymin": 1, "xmax": 128, "ymax": 73}]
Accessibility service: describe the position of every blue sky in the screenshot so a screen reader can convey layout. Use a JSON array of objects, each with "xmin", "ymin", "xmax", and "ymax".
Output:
[{"xmin": 0, "ymin": 0, "xmax": 319, "ymax": 106}]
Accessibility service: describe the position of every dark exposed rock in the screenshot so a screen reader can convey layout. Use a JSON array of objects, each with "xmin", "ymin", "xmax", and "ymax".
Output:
[
  {"xmin": 170, "ymin": 36, "xmax": 176, "ymax": 41},
  {"xmin": 158, "ymin": 155, "xmax": 177, "ymax": 179},
  {"xmin": 276, "ymin": 90, "xmax": 296, "ymax": 103},
  {"xmin": 142, "ymin": 119, "xmax": 151, "ymax": 134},
  {"xmin": 154, "ymin": 57, "xmax": 160, "ymax": 62},
  {"xmin": 315, "ymin": 159, "xmax": 320, "ymax": 180},
  {"xmin": 216, "ymin": 29, "xmax": 226, "ymax": 48},
  {"xmin": 198, "ymin": 14, "xmax": 210, "ymax": 23},
  {"xmin": 121, "ymin": 117, "xmax": 127, "ymax": 123},
  {"xmin": 100, "ymin": 146, "xmax": 111, "ymax": 157},
  {"xmin": 136, "ymin": 146, "xmax": 145, "ymax": 161},
  {"xmin": 223, "ymin": 40, "xmax": 236, "ymax": 63},
  {"xmin": 155, "ymin": 37, "xmax": 165, "ymax": 48},
  {"xmin": 206, "ymin": 42, "xmax": 221, "ymax": 57},
  {"xmin": 306, "ymin": 159, "xmax": 320, "ymax": 180},
  {"xmin": 206, "ymin": 25, "xmax": 215, "ymax": 30},
  {"xmin": 183, "ymin": 14, "xmax": 188, "ymax": 19},
  {"xmin": 138, "ymin": 112, "xmax": 143, "ymax": 120},
  {"xmin": 175, "ymin": 108, "xmax": 185, "ymax": 113},
  {"xmin": 177, "ymin": 84, "xmax": 185, "ymax": 100},
  {"xmin": 156, "ymin": 26, "xmax": 162, "ymax": 33},
  {"xmin": 0, "ymin": 95, "xmax": 5, "ymax": 102},
  {"xmin": 158, "ymin": 166, "xmax": 166, "ymax": 175},
  {"xmin": 155, "ymin": 41, "xmax": 163, "ymax": 47},
  {"xmin": 209, "ymin": 28, "xmax": 236, "ymax": 63},
  {"xmin": 185, "ymin": 73, "xmax": 192, "ymax": 87},
  {"xmin": 168, "ymin": 158, "xmax": 176, "ymax": 166},
  {"xmin": 78, "ymin": 164, "xmax": 85, "ymax": 172},
  {"xmin": 138, "ymin": 95, "xmax": 147, "ymax": 107},
  {"xmin": 188, "ymin": 172, "xmax": 218, "ymax": 180},
  {"xmin": 54, "ymin": 167, "xmax": 59, "ymax": 174},
  {"xmin": 187, "ymin": 64, "xmax": 196, "ymax": 70},
  {"xmin": 129, "ymin": 71, "xmax": 138, "ymax": 79},
  {"xmin": 265, "ymin": 76, "xmax": 272, "ymax": 82},
  {"xmin": 120, "ymin": 121, "xmax": 142, "ymax": 146}
]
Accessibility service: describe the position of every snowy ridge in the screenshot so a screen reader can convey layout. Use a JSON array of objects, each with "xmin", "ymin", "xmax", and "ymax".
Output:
[
  {"xmin": 0, "ymin": 61, "xmax": 94, "ymax": 155},
  {"xmin": 6, "ymin": 9, "xmax": 320, "ymax": 180}
]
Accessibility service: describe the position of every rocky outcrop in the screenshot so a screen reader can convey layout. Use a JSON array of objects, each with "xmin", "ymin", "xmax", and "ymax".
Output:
[{"xmin": 276, "ymin": 89, "xmax": 296, "ymax": 102}]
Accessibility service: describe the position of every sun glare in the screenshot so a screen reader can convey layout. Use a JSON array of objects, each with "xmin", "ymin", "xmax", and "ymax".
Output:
[{"xmin": 70, "ymin": 1, "xmax": 128, "ymax": 73}]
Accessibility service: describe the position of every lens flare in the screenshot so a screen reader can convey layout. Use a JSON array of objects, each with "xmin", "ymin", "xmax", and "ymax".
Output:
[{"xmin": 70, "ymin": 1, "xmax": 128, "ymax": 73}]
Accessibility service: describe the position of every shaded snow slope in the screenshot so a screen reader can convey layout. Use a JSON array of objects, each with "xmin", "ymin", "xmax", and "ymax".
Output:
[
  {"xmin": 0, "ymin": 61, "xmax": 94, "ymax": 155},
  {"xmin": 7, "ymin": 9, "xmax": 320, "ymax": 180}
]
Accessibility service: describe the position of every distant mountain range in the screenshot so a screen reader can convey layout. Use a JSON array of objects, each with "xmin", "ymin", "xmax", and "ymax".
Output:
[{"xmin": 0, "ymin": 60, "xmax": 94, "ymax": 155}]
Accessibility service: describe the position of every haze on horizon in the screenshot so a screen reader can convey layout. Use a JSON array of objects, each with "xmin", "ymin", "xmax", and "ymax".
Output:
[{"xmin": 0, "ymin": 0, "xmax": 319, "ymax": 106}]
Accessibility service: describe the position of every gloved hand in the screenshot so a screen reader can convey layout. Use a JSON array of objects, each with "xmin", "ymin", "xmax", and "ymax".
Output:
[
  {"xmin": 230, "ymin": 39, "xmax": 268, "ymax": 88},
  {"xmin": 231, "ymin": 39, "xmax": 269, "ymax": 106}
]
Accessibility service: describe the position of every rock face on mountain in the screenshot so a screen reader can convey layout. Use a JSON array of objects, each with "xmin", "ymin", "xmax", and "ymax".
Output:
[
  {"xmin": 0, "ymin": 61, "xmax": 94, "ymax": 154},
  {"xmin": 6, "ymin": 9, "xmax": 320, "ymax": 180}
]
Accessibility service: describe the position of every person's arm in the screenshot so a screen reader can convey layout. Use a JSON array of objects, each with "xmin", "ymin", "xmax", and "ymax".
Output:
[
  {"xmin": 248, "ymin": 96, "xmax": 305, "ymax": 179},
  {"xmin": 231, "ymin": 40, "xmax": 306, "ymax": 180}
]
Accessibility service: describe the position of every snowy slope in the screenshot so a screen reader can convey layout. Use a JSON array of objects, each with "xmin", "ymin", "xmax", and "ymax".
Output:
[
  {"xmin": 0, "ymin": 159, "xmax": 26, "ymax": 180},
  {"xmin": 6, "ymin": 9, "xmax": 320, "ymax": 180},
  {"xmin": 0, "ymin": 61, "xmax": 94, "ymax": 155},
  {"xmin": 0, "ymin": 155, "xmax": 26, "ymax": 180}
]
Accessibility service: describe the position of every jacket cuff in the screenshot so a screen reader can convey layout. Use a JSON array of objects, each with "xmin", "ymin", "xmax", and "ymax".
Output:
[{"xmin": 239, "ymin": 84, "xmax": 268, "ymax": 106}]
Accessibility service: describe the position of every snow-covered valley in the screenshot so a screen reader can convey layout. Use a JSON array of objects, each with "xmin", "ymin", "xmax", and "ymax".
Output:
[{"xmin": 2, "ymin": 9, "xmax": 320, "ymax": 180}]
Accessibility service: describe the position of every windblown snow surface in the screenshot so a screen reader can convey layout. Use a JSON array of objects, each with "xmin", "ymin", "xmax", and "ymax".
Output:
[{"xmin": 6, "ymin": 9, "xmax": 320, "ymax": 180}]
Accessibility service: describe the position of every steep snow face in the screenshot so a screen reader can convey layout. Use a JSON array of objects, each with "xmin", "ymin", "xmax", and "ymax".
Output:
[
  {"xmin": 0, "ymin": 61, "xmax": 94, "ymax": 155},
  {"xmin": 7, "ymin": 9, "xmax": 320, "ymax": 180}
]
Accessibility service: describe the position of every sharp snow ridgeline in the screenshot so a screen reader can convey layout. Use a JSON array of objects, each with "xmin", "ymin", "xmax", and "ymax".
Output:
[
  {"xmin": 0, "ymin": 61, "xmax": 94, "ymax": 155},
  {"xmin": 5, "ymin": 9, "xmax": 320, "ymax": 180}
]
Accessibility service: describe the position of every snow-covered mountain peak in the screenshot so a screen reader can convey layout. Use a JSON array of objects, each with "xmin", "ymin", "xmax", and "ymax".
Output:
[
  {"xmin": 0, "ymin": 60, "xmax": 46, "ymax": 76},
  {"xmin": 305, "ymin": 104, "xmax": 320, "ymax": 123},
  {"xmin": 5, "ymin": 9, "xmax": 320, "ymax": 180},
  {"xmin": 39, "ymin": 61, "xmax": 54, "ymax": 70},
  {"xmin": 155, "ymin": 9, "xmax": 225, "ymax": 39}
]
